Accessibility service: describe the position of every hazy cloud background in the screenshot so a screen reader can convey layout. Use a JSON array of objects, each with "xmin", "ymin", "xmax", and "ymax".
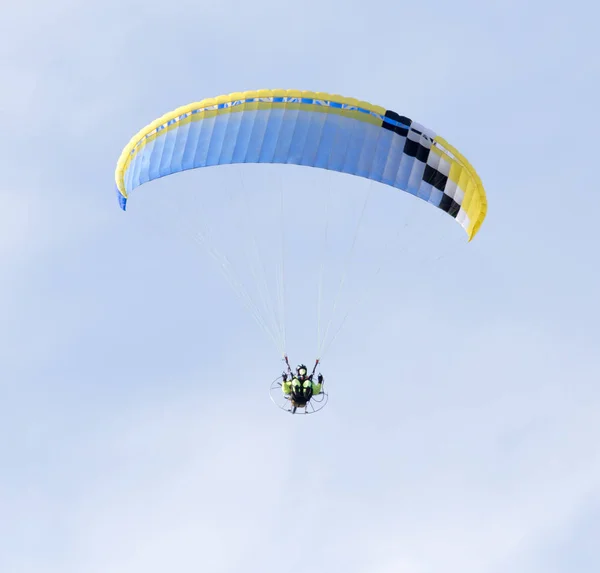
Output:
[{"xmin": 1, "ymin": 0, "xmax": 599, "ymax": 572}]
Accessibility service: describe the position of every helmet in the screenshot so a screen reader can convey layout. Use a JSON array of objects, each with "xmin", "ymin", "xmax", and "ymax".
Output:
[{"xmin": 296, "ymin": 364, "xmax": 308, "ymax": 376}]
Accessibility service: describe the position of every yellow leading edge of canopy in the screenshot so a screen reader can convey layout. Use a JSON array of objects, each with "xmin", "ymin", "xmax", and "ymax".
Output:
[{"xmin": 115, "ymin": 89, "xmax": 487, "ymax": 240}]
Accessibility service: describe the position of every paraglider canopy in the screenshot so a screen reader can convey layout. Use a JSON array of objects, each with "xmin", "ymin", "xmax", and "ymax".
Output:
[{"xmin": 115, "ymin": 89, "xmax": 487, "ymax": 240}]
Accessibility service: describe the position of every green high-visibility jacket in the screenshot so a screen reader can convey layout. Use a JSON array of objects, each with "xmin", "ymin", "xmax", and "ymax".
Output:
[{"xmin": 282, "ymin": 377, "xmax": 321, "ymax": 396}]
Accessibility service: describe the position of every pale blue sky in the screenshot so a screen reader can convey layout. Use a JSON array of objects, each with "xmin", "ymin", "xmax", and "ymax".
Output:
[{"xmin": 2, "ymin": 1, "xmax": 600, "ymax": 572}]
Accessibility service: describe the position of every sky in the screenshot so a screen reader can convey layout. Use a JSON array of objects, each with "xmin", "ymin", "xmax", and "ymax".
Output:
[{"xmin": 1, "ymin": 0, "xmax": 600, "ymax": 572}]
